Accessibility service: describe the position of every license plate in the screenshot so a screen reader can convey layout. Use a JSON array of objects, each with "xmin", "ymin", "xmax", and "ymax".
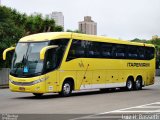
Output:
[{"xmin": 19, "ymin": 87, "xmax": 25, "ymax": 91}]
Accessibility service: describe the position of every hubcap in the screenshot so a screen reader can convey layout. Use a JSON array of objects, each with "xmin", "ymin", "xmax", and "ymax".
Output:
[
  {"xmin": 127, "ymin": 80, "xmax": 132, "ymax": 89},
  {"xmin": 63, "ymin": 83, "xmax": 71, "ymax": 95},
  {"xmin": 136, "ymin": 80, "xmax": 141, "ymax": 89}
]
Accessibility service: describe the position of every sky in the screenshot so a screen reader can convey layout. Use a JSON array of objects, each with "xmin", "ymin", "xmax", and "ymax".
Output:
[{"xmin": 1, "ymin": 0, "xmax": 160, "ymax": 40}]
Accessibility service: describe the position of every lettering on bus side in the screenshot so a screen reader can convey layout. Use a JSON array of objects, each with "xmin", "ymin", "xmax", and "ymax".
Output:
[{"xmin": 127, "ymin": 63, "xmax": 150, "ymax": 67}]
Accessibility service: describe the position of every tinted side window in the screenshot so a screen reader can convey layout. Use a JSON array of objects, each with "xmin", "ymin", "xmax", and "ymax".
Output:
[
  {"xmin": 101, "ymin": 43, "xmax": 112, "ymax": 58},
  {"xmin": 127, "ymin": 46, "xmax": 138, "ymax": 59},
  {"xmin": 112, "ymin": 44, "xmax": 126, "ymax": 59},
  {"xmin": 67, "ymin": 39, "xmax": 155, "ymax": 61},
  {"xmin": 67, "ymin": 40, "xmax": 86, "ymax": 61},
  {"xmin": 49, "ymin": 39, "xmax": 69, "ymax": 69},
  {"xmin": 145, "ymin": 47, "xmax": 154, "ymax": 60},
  {"xmin": 87, "ymin": 42, "xmax": 101, "ymax": 58},
  {"xmin": 137, "ymin": 47, "xmax": 146, "ymax": 60},
  {"xmin": 44, "ymin": 49, "xmax": 58, "ymax": 73}
]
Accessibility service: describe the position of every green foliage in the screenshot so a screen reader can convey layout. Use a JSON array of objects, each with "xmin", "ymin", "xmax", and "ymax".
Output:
[
  {"xmin": 131, "ymin": 38, "xmax": 147, "ymax": 43},
  {"xmin": 0, "ymin": 6, "xmax": 63, "ymax": 68},
  {"xmin": 55, "ymin": 26, "xmax": 64, "ymax": 32}
]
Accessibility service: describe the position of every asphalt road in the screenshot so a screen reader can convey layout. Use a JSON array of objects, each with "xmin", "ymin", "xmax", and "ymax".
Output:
[{"xmin": 0, "ymin": 77, "xmax": 160, "ymax": 120}]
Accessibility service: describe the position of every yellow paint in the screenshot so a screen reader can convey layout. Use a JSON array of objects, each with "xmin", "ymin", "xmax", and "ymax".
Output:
[
  {"xmin": 9, "ymin": 75, "xmax": 46, "ymax": 93},
  {"xmin": 3, "ymin": 47, "xmax": 15, "ymax": 60},
  {"xmin": 40, "ymin": 45, "xmax": 58, "ymax": 60},
  {"xmin": 6, "ymin": 32, "xmax": 155, "ymax": 94},
  {"xmin": 19, "ymin": 32, "xmax": 72, "ymax": 42}
]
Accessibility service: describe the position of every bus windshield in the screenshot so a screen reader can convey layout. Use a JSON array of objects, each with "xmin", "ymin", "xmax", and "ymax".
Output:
[{"xmin": 10, "ymin": 42, "xmax": 49, "ymax": 77}]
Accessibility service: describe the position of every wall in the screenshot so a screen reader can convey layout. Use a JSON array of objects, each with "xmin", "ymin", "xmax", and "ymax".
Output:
[
  {"xmin": 0, "ymin": 68, "xmax": 9, "ymax": 86},
  {"xmin": 156, "ymin": 69, "xmax": 160, "ymax": 76}
]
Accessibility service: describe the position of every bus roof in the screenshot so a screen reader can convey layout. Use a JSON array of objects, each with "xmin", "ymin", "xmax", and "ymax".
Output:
[
  {"xmin": 19, "ymin": 32, "xmax": 154, "ymax": 47},
  {"xmin": 19, "ymin": 32, "xmax": 72, "ymax": 42}
]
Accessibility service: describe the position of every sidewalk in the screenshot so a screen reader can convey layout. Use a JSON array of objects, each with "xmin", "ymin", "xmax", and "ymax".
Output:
[{"xmin": 0, "ymin": 84, "xmax": 9, "ymax": 89}]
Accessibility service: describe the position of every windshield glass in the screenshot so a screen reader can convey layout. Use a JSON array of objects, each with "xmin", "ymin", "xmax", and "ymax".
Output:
[{"xmin": 10, "ymin": 42, "xmax": 49, "ymax": 77}]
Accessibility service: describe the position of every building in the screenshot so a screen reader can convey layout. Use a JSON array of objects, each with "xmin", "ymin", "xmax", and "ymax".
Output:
[
  {"xmin": 79, "ymin": 16, "xmax": 97, "ymax": 35},
  {"xmin": 152, "ymin": 35, "xmax": 159, "ymax": 40},
  {"xmin": 50, "ymin": 12, "xmax": 64, "ymax": 28}
]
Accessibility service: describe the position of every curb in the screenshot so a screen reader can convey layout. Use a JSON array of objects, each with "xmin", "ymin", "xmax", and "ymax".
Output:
[{"xmin": 0, "ymin": 85, "xmax": 9, "ymax": 89}]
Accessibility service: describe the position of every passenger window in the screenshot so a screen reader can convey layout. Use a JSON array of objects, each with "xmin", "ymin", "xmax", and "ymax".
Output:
[
  {"xmin": 127, "ymin": 46, "xmax": 138, "ymax": 59},
  {"xmin": 145, "ymin": 47, "xmax": 154, "ymax": 60},
  {"xmin": 87, "ymin": 42, "xmax": 101, "ymax": 58},
  {"xmin": 113, "ymin": 44, "xmax": 126, "ymax": 58},
  {"xmin": 138, "ymin": 47, "xmax": 145, "ymax": 60},
  {"xmin": 101, "ymin": 44, "xmax": 112, "ymax": 58},
  {"xmin": 67, "ymin": 40, "xmax": 86, "ymax": 61}
]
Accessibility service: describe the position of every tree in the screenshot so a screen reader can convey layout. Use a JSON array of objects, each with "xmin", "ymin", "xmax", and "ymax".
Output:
[
  {"xmin": 0, "ymin": 6, "xmax": 64, "ymax": 68},
  {"xmin": 55, "ymin": 26, "xmax": 64, "ymax": 32},
  {"xmin": 131, "ymin": 38, "xmax": 147, "ymax": 43}
]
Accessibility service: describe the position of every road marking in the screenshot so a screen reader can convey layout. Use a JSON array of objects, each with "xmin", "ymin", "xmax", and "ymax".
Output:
[
  {"xmin": 100, "ymin": 102, "xmax": 160, "ymax": 114},
  {"xmin": 70, "ymin": 102, "xmax": 160, "ymax": 120},
  {"xmin": 112, "ymin": 110, "xmax": 160, "ymax": 113}
]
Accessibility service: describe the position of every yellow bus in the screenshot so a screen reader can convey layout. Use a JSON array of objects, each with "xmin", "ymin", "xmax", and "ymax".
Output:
[{"xmin": 3, "ymin": 32, "xmax": 155, "ymax": 97}]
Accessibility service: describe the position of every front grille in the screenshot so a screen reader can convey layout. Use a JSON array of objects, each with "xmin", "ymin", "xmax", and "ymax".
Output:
[{"xmin": 11, "ymin": 81, "xmax": 34, "ymax": 86}]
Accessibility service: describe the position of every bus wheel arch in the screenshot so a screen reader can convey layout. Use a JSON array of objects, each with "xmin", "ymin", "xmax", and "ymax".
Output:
[
  {"xmin": 134, "ymin": 75, "xmax": 143, "ymax": 90},
  {"xmin": 126, "ymin": 76, "xmax": 134, "ymax": 91},
  {"xmin": 59, "ymin": 77, "xmax": 75, "ymax": 97}
]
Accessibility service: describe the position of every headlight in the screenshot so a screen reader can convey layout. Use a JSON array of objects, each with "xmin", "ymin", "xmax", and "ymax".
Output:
[{"xmin": 9, "ymin": 79, "xmax": 14, "ymax": 83}]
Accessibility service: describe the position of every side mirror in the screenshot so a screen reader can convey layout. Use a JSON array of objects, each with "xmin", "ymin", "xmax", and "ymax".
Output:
[
  {"xmin": 40, "ymin": 45, "xmax": 58, "ymax": 60},
  {"xmin": 3, "ymin": 47, "xmax": 15, "ymax": 60}
]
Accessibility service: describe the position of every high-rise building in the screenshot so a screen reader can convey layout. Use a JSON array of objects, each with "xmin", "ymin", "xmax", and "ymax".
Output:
[
  {"xmin": 50, "ymin": 12, "xmax": 64, "ymax": 28},
  {"xmin": 79, "ymin": 16, "xmax": 97, "ymax": 35},
  {"xmin": 152, "ymin": 35, "xmax": 159, "ymax": 40}
]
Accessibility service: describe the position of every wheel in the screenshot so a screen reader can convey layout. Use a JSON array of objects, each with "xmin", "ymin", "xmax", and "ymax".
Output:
[
  {"xmin": 59, "ymin": 81, "xmax": 72, "ymax": 97},
  {"xmin": 33, "ymin": 93, "xmax": 43, "ymax": 97},
  {"xmin": 134, "ymin": 78, "xmax": 142, "ymax": 90},
  {"xmin": 126, "ymin": 79, "xmax": 134, "ymax": 91}
]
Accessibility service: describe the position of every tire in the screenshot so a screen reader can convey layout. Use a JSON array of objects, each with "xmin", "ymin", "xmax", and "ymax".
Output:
[
  {"xmin": 134, "ymin": 78, "xmax": 142, "ymax": 90},
  {"xmin": 59, "ymin": 81, "xmax": 72, "ymax": 97},
  {"xmin": 126, "ymin": 78, "xmax": 134, "ymax": 91},
  {"xmin": 33, "ymin": 93, "xmax": 43, "ymax": 97}
]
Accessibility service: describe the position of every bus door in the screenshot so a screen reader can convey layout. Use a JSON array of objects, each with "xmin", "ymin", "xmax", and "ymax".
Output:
[{"xmin": 44, "ymin": 49, "xmax": 59, "ymax": 92}]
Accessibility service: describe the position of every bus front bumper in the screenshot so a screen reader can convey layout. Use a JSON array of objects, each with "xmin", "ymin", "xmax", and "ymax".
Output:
[{"xmin": 9, "ymin": 75, "xmax": 46, "ymax": 93}]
